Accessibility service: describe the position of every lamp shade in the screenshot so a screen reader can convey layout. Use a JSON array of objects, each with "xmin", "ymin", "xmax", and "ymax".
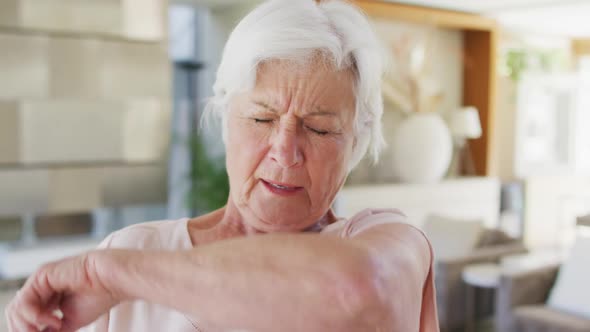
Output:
[{"xmin": 449, "ymin": 106, "xmax": 482, "ymax": 139}]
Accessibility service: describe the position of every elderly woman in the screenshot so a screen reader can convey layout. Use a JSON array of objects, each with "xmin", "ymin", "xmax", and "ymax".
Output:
[{"xmin": 5, "ymin": 0, "xmax": 439, "ymax": 331}]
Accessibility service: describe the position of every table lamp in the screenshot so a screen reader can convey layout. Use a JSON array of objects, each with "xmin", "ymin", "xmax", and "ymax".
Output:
[{"xmin": 448, "ymin": 106, "xmax": 482, "ymax": 176}]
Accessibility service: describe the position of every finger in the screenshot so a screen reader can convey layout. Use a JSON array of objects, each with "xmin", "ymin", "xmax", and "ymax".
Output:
[
  {"xmin": 5, "ymin": 303, "xmax": 22, "ymax": 332},
  {"xmin": 4, "ymin": 302, "xmax": 12, "ymax": 329},
  {"xmin": 17, "ymin": 292, "xmax": 62, "ymax": 332},
  {"xmin": 11, "ymin": 311, "xmax": 39, "ymax": 332},
  {"xmin": 6, "ymin": 308, "xmax": 16, "ymax": 332},
  {"xmin": 30, "ymin": 267, "xmax": 59, "ymax": 306},
  {"xmin": 6, "ymin": 293, "xmax": 32, "ymax": 332},
  {"xmin": 59, "ymin": 317, "xmax": 82, "ymax": 332},
  {"xmin": 41, "ymin": 327, "xmax": 59, "ymax": 332},
  {"xmin": 6, "ymin": 315, "xmax": 16, "ymax": 332},
  {"xmin": 16, "ymin": 281, "xmax": 52, "ymax": 328},
  {"xmin": 35, "ymin": 312, "xmax": 62, "ymax": 332},
  {"xmin": 44, "ymin": 293, "xmax": 64, "ymax": 323},
  {"xmin": 45, "ymin": 293, "xmax": 62, "ymax": 311}
]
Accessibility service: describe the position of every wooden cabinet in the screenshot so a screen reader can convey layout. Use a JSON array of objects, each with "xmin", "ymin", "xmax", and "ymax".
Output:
[
  {"xmin": 573, "ymin": 39, "xmax": 590, "ymax": 58},
  {"xmin": 354, "ymin": 1, "xmax": 498, "ymax": 176}
]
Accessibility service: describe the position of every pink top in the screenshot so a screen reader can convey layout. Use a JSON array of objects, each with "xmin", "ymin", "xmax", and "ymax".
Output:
[{"xmin": 80, "ymin": 208, "xmax": 439, "ymax": 332}]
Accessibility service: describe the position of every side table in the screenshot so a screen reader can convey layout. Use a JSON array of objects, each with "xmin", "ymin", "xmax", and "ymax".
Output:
[{"xmin": 462, "ymin": 263, "xmax": 502, "ymax": 332}]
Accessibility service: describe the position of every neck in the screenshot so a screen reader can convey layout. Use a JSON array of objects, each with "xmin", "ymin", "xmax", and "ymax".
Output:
[
  {"xmin": 218, "ymin": 199, "xmax": 265, "ymax": 236},
  {"xmin": 220, "ymin": 196, "xmax": 338, "ymax": 234},
  {"xmin": 188, "ymin": 198, "xmax": 339, "ymax": 246}
]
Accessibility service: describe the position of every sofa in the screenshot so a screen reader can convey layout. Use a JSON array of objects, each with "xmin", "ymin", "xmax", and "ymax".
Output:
[
  {"xmin": 495, "ymin": 236, "xmax": 590, "ymax": 332},
  {"xmin": 422, "ymin": 215, "xmax": 528, "ymax": 332}
]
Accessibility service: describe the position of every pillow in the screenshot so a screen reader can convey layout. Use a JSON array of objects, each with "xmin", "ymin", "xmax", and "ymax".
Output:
[
  {"xmin": 476, "ymin": 229, "xmax": 514, "ymax": 248},
  {"xmin": 547, "ymin": 235, "xmax": 590, "ymax": 319},
  {"xmin": 422, "ymin": 215, "xmax": 484, "ymax": 261}
]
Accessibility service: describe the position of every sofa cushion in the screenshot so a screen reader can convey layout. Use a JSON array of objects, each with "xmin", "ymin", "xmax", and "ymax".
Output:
[
  {"xmin": 422, "ymin": 215, "xmax": 483, "ymax": 261},
  {"xmin": 547, "ymin": 235, "xmax": 590, "ymax": 320},
  {"xmin": 475, "ymin": 228, "xmax": 514, "ymax": 248},
  {"xmin": 514, "ymin": 305, "xmax": 590, "ymax": 332}
]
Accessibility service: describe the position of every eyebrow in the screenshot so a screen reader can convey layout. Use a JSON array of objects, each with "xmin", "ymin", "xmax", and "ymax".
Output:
[
  {"xmin": 253, "ymin": 100, "xmax": 338, "ymax": 118},
  {"xmin": 253, "ymin": 101, "xmax": 279, "ymax": 113}
]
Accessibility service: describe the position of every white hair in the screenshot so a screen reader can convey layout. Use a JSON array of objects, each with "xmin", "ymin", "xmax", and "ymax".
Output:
[{"xmin": 203, "ymin": 0, "xmax": 385, "ymax": 170}]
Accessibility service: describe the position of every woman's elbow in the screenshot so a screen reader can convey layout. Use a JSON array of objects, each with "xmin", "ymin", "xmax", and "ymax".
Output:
[{"xmin": 327, "ymin": 254, "xmax": 393, "ymax": 329}]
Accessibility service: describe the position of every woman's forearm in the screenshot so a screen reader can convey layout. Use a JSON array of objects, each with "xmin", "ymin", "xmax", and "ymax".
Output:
[{"xmin": 94, "ymin": 234, "xmax": 386, "ymax": 332}]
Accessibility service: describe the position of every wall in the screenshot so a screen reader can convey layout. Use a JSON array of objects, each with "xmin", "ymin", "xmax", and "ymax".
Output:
[
  {"xmin": 492, "ymin": 30, "xmax": 590, "ymax": 248},
  {"xmin": 0, "ymin": 0, "xmax": 171, "ymax": 240},
  {"xmin": 524, "ymin": 175, "xmax": 590, "ymax": 249},
  {"xmin": 491, "ymin": 75, "xmax": 518, "ymax": 180},
  {"xmin": 349, "ymin": 19, "xmax": 464, "ymax": 184}
]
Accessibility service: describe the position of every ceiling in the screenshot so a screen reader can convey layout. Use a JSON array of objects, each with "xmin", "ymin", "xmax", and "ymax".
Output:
[
  {"xmin": 174, "ymin": 0, "xmax": 590, "ymax": 38},
  {"xmin": 173, "ymin": 0, "xmax": 258, "ymax": 7},
  {"xmin": 390, "ymin": 0, "xmax": 590, "ymax": 38},
  {"xmin": 490, "ymin": 2, "xmax": 590, "ymax": 38},
  {"xmin": 383, "ymin": 0, "xmax": 585, "ymax": 13}
]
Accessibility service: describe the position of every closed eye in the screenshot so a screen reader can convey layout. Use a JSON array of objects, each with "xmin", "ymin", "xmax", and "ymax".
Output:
[
  {"xmin": 254, "ymin": 118, "xmax": 273, "ymax": 124},
  {"xmin": 305, "ymin": 126, "xmax": 329, "ymax": 136}
]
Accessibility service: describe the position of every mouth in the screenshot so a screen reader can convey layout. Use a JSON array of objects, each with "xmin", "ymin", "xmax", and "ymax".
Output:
[{"xmin": 261, "ymin": 179, "xmax": 303, "ymax": 196}]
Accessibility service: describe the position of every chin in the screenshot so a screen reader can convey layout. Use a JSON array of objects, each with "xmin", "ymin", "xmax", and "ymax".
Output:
[{"xmin": 249, "ymin": 200, "xmax": 314, "ymax": 233}]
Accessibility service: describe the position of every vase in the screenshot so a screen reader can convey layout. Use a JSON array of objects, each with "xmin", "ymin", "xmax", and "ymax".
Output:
[{"xmin": 391, "ymin": 112, "xmax": 452, "ymax": 183}]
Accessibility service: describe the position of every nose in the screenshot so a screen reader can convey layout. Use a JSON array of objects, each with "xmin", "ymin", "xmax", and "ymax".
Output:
[{"xmin": 269, "ymin": 118, "xmax": 303, "ymax": 168}]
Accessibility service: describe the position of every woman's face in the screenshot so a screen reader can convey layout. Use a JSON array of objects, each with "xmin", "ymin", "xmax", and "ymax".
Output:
[{"xmin": 225, "ymin": 59, "xmax": 356, "ymax": 232}]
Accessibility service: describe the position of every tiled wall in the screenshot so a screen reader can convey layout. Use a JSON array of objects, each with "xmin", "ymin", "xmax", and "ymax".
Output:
[{"xmin": 0, "ymin": 0, "xmax": 170, "ymax": 238}]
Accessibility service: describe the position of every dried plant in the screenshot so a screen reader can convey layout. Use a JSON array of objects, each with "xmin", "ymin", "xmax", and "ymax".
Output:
[{"xmin": 381, "ymin": 29, "xmax": 444, "ymax": 114}]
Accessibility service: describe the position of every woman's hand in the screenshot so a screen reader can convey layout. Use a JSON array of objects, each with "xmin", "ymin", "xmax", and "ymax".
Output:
[{"xmin": 4, "ymin": 251, "xmax": 120, "ymax": 332}]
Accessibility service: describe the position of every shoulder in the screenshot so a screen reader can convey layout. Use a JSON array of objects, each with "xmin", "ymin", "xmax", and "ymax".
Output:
[
  {"xmin": 98, "ymin": 218, "xmax": 191, "ymax": 251},
  {"xmin": 344, "ymin": 209, "xmax": 434, "ymax": 285},
  {"xmin": 322, "ymin": 208, "xmax": 408, "ymax": 237},
  {"xmin": 325, "ymin": 208, "xmax": 433, "ymax": 273}
]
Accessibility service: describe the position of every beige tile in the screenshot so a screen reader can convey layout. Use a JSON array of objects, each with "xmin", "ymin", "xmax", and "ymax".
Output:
[
  {"xmin": 0, "ymin": 34, "xmax": 169, "ymax": 101},
  {"xmin": 19, "ymin": 0, "xmax": 122, "ymax": 35},
  {"xmin": 1, "ymin": 99, "xmax": 170, "ymax": 165},
  {"xmin": 0, "ymin": 101, "xmax": 21, "ymax": 164},
  {"xmin": 0, "ymin": 0, "xmax": 19, "ymax": 26},
  {"xmin": 17, "ymin": 0, "xmax": 165, "ymax": 41},
  {"xmin": 20, "ymin": 0, "xmax": 70, "ymax": 32},
  {"xmin": 20, "ymin": 100, "xmax": 125, "ymax": 163},
  {"xmin": 0, "ymin": 165, "xmax": 167, "ymax": 216},
  {"xmin": 0, "ymin": 169, "xmax": 50, "ymax": 216},
  {"xmin": 0, "ymin": 33, "xmax": 49, "ymax": 99},
  {"xmin": 101, "ymin": 165, "xmax": 167, "ymax": 206},
  {"xmin": 48, "ymin": 38, "xmax": 103, "ymax": 98},
  {"xmin": 123, "ymin": 99, "xmax": 171, "ymax": 162},
  {"xmin": 100, "ymin": 41, "xmax": 171, "ymax": 99},
  {"xmin": 122, "ymin": 0, "xmax": 166, "ymax": 41},
  {"xmin": 48, "ymin": 168, "xmax": 102, "ymax": 214},
  {"xmin": 0, "ymin": 0, "xmax": 165, "ymax": 40},
  {"xmin": 47, "ymin": 37, "xmax": 170, "ymax": 99}
]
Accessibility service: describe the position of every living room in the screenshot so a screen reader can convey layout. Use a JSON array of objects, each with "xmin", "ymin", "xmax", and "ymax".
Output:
[{"xmin": 1, "ymin": 0, "xmax": 589, "ymax": 331}]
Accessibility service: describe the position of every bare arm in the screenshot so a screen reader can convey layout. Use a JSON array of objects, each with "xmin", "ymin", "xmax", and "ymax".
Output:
[
  {"xmin": 94, "ymin": 223, "xmax": 432, "ymax": 332},
  {"xmin": 5, "ymin": 223, "xmax": 434, "ymax": 332}
]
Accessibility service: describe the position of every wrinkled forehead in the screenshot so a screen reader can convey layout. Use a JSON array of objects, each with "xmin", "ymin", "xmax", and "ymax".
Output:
[{"xmin": 248, "ymin": 59, "xmax": 357, "ymax": 119}]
